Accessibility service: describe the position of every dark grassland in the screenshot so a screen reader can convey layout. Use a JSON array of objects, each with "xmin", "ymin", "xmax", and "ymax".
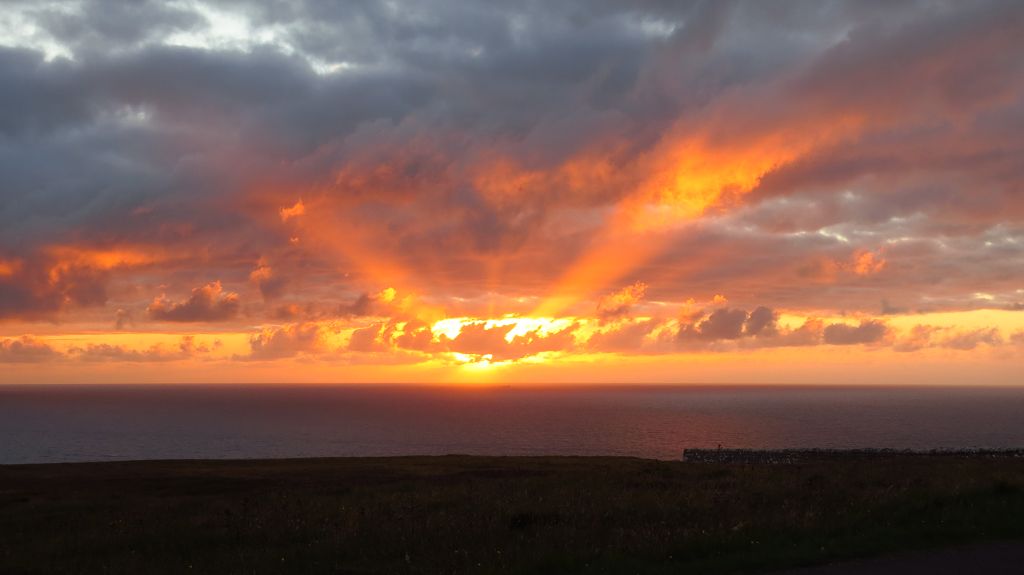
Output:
[{"xmin": 1, "ymin": 455, "xmax": 1023, "ymax": 574}]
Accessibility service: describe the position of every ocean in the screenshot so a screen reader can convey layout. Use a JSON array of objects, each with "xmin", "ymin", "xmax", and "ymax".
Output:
[{"xmin": 1, "ymin": 384, "xmax": 1022, "ymax": 464}]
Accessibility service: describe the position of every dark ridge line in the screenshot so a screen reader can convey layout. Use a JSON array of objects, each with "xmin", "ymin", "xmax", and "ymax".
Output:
[{"xmin": 681, "ymin": 448, "xmax": 1024, "ymax": 463}]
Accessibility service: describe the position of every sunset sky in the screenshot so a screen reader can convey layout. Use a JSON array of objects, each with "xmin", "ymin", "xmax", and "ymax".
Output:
[{"xmin": 1, "ymin": 0, "xmax": 1022, "ymax": 384}]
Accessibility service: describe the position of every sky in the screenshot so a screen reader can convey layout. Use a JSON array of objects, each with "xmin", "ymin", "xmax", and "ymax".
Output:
[{"xmin": 0, "ymin": 0, "xmax": 1022, "ymax": 384}]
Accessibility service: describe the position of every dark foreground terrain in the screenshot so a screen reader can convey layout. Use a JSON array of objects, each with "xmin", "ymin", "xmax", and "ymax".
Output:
[{"xmin": 1, "ymin": 453, "xmax": 1023, "ymax": 574}]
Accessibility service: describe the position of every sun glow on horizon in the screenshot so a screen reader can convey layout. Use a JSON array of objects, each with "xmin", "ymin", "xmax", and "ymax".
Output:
[{"xmin": 1, "ymin": 1, "xmax": 1022, "ymax": 385}]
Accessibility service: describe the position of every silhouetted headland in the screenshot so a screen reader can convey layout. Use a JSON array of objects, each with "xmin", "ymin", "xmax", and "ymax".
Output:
[
  {"xmin": 682, "ymin": 448, "xmax": 1024, "ymax": 464},
  {"xmin": 2, "ymin": 451, "xmax": 1023, "ymax": 573}
]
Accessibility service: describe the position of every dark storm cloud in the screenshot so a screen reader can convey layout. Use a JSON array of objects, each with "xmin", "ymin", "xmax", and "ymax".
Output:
[
  {"xmin": 0, "ymin": 42, "xmax": 432, "ymax": 250},
  {"xmin": 0, "ymin": 48, "xmax": 90, "ymax": 136}
]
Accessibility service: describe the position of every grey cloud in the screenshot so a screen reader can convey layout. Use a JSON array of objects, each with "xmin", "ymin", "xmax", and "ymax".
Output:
[
  {"xmin": 114, "ymin": 308, "xmax": 134, "ymax": 330},
  {"xmin": 250, "ymin": 263, "xmax": 287, "ymax": 301},
  {"xmin": 246, "ymin": 322, "xmax": 326, "ymax": 359},
  {"xmin": 148, "ymin": 281, "xmax": 240, "ymax": 322},
  {"xmin": 0, "ymin": 336, "xmax": 62, "ymax": 363},
  {"xmin": 677, "ymin": 307, "xmax": 782, "ymax": 343},
  {"xmin": 696, "ymin": 308, "xmax": 747, "ymax": 340},
  {"xmin": 943, "ymin": 328, "xmax": 1002, "ymax": 351},
  {"xmin": 744, "ymin": 306, "xmax": 777, "ymax": 336},
  {"xmin": 585, "ymin": 319, "xmax": 663, "ymax": 353},
  {"xmin": 336, "ymin": 293, "xmax": 375, "ymax": 318},
  {"xmin": 0, "ymin": 0, "xmax": 1020, "ymax": 322},
  {"xmin": 71, "ymin": 336, "xmax": 216, "ymax": 362},
  {"xmin": 32, "ymin": 0, "xmax": 204, "ymax": 55},
  {"xmin": 823, "ymin": 320, "xmax": 889, "ymax": 345}
]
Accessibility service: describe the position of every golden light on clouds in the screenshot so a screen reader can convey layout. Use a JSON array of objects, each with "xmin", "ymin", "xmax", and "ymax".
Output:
[
  {"xmin": 279, "ymin": 199, "xmax": 306, "ymax": 222},
  {"xmin": 1, "ymin": 1, "xmax": 1022, "ymax": 385}
]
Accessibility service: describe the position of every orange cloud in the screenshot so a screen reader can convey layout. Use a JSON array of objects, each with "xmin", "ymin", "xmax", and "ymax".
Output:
[
  {"xmin": 0, "ymin": 258, "xmax": 22, "ymax": 277},
  {"xmin": 2, "ymin": 1, "xmax": 1022, "ymax": 384},
  {"xmin": 800, "ymin": 249, "xmax": 888, "ymax": 283},
  {"xmin": 851, "ymin": 249, "xmax": 886, "ymax": 276},
  {"xmin": 596, "ymin": 282, "xmax": 648, "ymax": 320},
  {"xmin": 279, "ymin": 199, "xmax": 306, "ymax": 222},
  {"xmin": 44, "ymin": 245, "xmax": 168, "ymax": 271}
]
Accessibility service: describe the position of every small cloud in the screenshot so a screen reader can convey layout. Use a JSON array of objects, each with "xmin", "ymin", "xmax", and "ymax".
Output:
[
  {"xmin": 696, "ymin": 308, "xmax": 747, "ymax": 340},
  {"xmin": 148, "ymin": 281, "xmax": 240, "ymax": 322},
  {"xmin": 439, "ymin": 320, "xmax": 578, "ymax": 362},
  {"xmin": 823, "ymin": 320, "xmax": 888, "ymax": 345},
  {"xmin": 677, "ymin": 307, "xmax": 779, "ymax": 343},
  {"xmin": 279, "ymin": 199, "xmax": 305, "ymax": 222},
  {"xmin": 799, "ymin": 249, "xmax": 886, "ymax": 283},
  {"xmin": 880, "ymin": 299, "xmax": 906, "ymax": 315},
  {"xmin": 249, "ymin": 260, "xmax": 287, "ymax": 301},
  {"xmin": 744, "ymin": 306, "xmax": 777, "ymax": 336},
  {"xmin": 596, "ymin": 281, "xmax": 647, "ymax": 320},
  {"xmin": 0, "ymin": 258, "xmax": 22, "ymax": 277},
  {"xmin": 0, "ymin": 257, "xmax": 109, "ymax": 320},
  {"xmin": 943, "ymin": 328, "xmax": 1002, "ymax": 350},
  {"xmin": 273, "ymin": 303, "xmax": 304, "ymax": 321},
  {"xmin": 348, "ymin": 322, "xmax": 387, "ymax": 352},
  {"xmin": 894, "ymin": 325, "xmax": 1004, "ymax": 352},
  {"xmin": 246, "ymin": 322, "xmax": 330, "ymax": 360},
  {"xmin": 377, "ymin": 287, "xmax": 397, "ymax": 303},
  {"xmin": 71, "ymin": 336, "xmax": 216, "ymax": 362},
  {"xmin": 0, "ymin": 336, "xmax": 62, "ymax": 363},
  {"xmin": 114, "ymin": 308, "xmax": 134, "ymax": 330},
  {"xmin": 336, "ymin": 293, "xmax": 374, "ymax": 317},
  {"xmin": 851, "ymin": 249, "xmax": 885, "ymax": 276}
]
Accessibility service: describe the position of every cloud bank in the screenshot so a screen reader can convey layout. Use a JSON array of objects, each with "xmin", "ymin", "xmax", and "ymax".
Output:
[{"xmin": 0, "ymin": 1, "xmax": 1021, "ymax": 376}]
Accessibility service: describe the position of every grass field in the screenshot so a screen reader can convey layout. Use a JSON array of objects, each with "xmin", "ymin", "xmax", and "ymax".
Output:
[{"xmin": 1, "ymin": 454, "xmax": 1023, "ymax": 573}]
